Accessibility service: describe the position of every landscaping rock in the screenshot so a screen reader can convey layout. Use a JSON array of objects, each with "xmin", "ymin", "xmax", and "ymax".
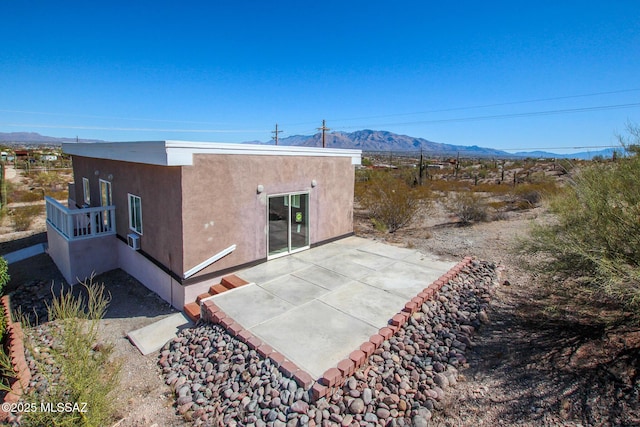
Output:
[{"xmin": 159, "ymin": 260, "xmax": 498, "ymax": 426}]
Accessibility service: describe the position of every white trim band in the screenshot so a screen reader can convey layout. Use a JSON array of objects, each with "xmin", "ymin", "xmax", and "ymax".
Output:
[{"xmin": 183, "ymin": 244, "xmax": 237, "ymax": 279}]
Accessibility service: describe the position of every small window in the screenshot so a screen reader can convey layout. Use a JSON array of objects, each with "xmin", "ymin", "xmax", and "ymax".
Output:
[
  {"xmin": 128, "ymin": 194, "xmax": 143, "ymax": 234},
  {"xmin": 82, "ymin": 177, "xmax": 90, "ymax": 205}
]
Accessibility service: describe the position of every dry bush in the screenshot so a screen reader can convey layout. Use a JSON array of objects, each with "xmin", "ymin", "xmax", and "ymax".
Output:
[
  {"xmin": 356, "ymin": 170, "xmax": 429, "ymax": 233},
  {"xmin": 512, "ymin": 180, "xmax": 560, "ymax": 208},
  {"xmin": 9, "ymin": 205, "xmax": 44, "ymax": 231},
  {"xmin": 443, "ymin": 191, "xmax": 489, "ymax": 225},
  {"xmin": 427, "ymin": 179, "xmax": 471, "ymax": 193}
]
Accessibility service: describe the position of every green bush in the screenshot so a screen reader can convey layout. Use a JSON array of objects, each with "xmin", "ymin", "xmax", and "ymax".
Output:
[
  {"xmin": 444, "ymin": 191, "xmax": 489, "ymax": 225},
  {"xmin": 356, "ymin": 171, "xmax": 427, "ymax": 233},
  {"xmin": 0, "ymin": 257, "xmax": 9, "ymax": 295},
  {"xmin": 21, "ymin": 277, "xmax": 119, "ymax": 427},
  {"xmin": 522, "ymin": 124, "xmax": 640, "ymax": 310}
]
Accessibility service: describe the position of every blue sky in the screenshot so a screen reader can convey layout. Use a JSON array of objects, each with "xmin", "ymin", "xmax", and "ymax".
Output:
[{"xmin": 1, "ymin": 1, "xmax": 639, "ymax": 153}]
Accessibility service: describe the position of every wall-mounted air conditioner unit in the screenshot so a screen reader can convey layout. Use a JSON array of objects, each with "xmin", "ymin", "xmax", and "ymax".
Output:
[{"xmin": 127, "ymin": 233, "xmax": 140, "ymax": 250}]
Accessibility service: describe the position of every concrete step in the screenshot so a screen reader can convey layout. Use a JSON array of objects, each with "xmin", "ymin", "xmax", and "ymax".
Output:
[
  {"xmin": 221, "ymin": 274, "xmax": 250, "ymax": 289},
  {"xmin": 183, "ymin": 302, "xmax": 201, "ymax": 322}
]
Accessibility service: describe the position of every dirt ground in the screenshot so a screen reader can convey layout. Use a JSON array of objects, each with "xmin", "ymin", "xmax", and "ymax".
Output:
[
  {"xmin": 2, "ymin": 195, "xmax": 639, "ymax": 426},
  {"xmin": 357, "ymin": 202, "xmax": 640, "ymax": 427}
]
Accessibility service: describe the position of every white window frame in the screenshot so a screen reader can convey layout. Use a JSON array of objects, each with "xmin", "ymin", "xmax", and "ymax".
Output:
[
  {"xmin": 99, "ymin": 179, "xmax": 112, "ymax": 207},
  {"xmin": 128, "ymin": 193, "xmax": 143, "ymax": 235},
  {"xmin": 82, "ymin": 177, "xmax": 91, "ymax": 205}
]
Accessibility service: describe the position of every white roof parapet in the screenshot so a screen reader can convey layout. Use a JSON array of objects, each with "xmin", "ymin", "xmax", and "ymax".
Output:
[{"xmin": 62, "ymin": 141, "xmax": 362, "ymax": 166}]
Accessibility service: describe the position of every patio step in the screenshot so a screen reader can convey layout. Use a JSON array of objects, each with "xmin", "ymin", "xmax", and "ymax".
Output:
[
  {"xmin": 196, "ymin": 292, "xmax": 213, "ymax": 303},
  {"xmin": 183, "ymin": 302, "xmax": 201, "ymax": 322},
  {"xmin": 208, "ymin": 275, "xmax": 249, "ymax": 296},
  {"xmin": 209, "ymin": 283, "xmax": 230, "ymax": 295},
  {"xmin": 221, "ymin": 274, "xmax": 250, "ymax": 289}
]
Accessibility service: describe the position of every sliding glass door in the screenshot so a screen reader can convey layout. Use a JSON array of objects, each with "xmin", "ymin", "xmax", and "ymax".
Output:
[{"xmin": 268, "ymin": 193, "xmax": 309, "ymax": 258}]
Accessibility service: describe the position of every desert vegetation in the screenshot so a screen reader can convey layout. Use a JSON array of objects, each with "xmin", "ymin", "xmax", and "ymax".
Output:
[
  {"xmin": 521, "ymin": 123, "xmax": 640, "ymax": 314},
  {"xmin": 355, "ymin": 152, "xmax": 564, "ymax": 233},
  {"xmin": 19, "ymin": 277, "xmax": 121, "ymax": 427},
  {"xmin": 0, "ymin": 159, "xmax": 72, "ymax": 235}
]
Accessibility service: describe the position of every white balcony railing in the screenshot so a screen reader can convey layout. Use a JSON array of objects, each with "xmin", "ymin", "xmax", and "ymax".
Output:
[{"xmin": 46, "ymin": 196, "xmax": 116, "ymax": 241}]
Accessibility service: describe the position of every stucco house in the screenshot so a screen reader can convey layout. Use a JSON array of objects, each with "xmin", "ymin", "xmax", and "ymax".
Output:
[{"xmin": 45, "ymin": 141, "xmax": 361, "ymax": 310}]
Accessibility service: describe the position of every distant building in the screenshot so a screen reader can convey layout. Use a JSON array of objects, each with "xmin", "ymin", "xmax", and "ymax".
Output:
[{"xmin": 14, "ymin": 150, "xmax": 29, "ymax": 161}]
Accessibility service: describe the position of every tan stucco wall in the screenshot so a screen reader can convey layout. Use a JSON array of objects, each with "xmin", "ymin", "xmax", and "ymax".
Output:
[
  {"xmin": 71, "ymin": 156, "xmax": 184, "ymax": 275},
  {"xmin": 181, "ymin": 154, "xmax": 355, "ymax": 279},
  {"xmin": 68, "ymin": 153, "xmax": 355, "ymax": 284}
]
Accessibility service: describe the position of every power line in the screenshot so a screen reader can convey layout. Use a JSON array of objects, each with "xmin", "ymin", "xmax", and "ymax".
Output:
[
  {"xmin": 333, "ymin": 102, "xmax": 640, "ymax": 130},
  {"xmin": 281, "ymin": 87, "xmax": 640, "ymax": 127}
]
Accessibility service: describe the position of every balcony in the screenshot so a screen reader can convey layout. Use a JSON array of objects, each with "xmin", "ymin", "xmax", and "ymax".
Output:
[{"xmin": 45, "ymin": 197, "xmax": 116, "ymax": 241}]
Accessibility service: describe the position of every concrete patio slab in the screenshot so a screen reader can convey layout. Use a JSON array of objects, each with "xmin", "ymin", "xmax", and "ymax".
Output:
[
  {"xmin": 331, "ymin": 236, "xmax": 372, "ymax": 248},
  {"xmin": 357, "ymin": 241, "xmax": 417, "ymax": 260},
  {"xmin": 213, "ymin": 285, "xmax": 295, "ymax": 329},
  {"xmin": 338, "ymin": 250, "xmax": 397, "ymax": 271},
  {"xmin": 402, "ymin": 251, "xmax": 460, "ymax": 270},
  {"xmin": 360, "ymin": 261, "xmax": 447, "ymax": 299},
  {"xmin": 315, "ymin": 255, "xmax": 376, "ymax": 280},
  {"xmin": 292, "ymin": 243, "xmax": 351, "ymax": 263},
  {"xmin": 250, "ymin": 300, "xmax": 378, "ymax": 378},
  {"xmin": 236, "ymin": 256, "xmax": 311, "ymax": 284},
  {"xmin": 215, "ymin": 237, "xmax": 459, "ymax": 380},
  {"xmin": 291, "ymin": 265, "xmax": 351, "ymax": 291},
  {"xmin": 261, "ymin": 274, "xmax": 330, "ymax": 305},
  {"xmin": 319, "ymin": 281, "xmax": 408, "ymax": 328},
  {"xmin": 127, "ymin": 312, "xmax": 192, "ymax": 355}
]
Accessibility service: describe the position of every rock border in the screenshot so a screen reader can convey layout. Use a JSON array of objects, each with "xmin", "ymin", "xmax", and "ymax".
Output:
[{"xmin": 0, "ymin": 295, "xmax": 32, "ymax": 423}]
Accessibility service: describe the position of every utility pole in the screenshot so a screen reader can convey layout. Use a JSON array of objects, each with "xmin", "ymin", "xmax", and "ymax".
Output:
[
  {"xmin": 271, "ymin": 123, "xmax": 282, "ymax": 145},
  {"xmin": 418, "ymin": 149, "xmax": 424, "ymax": 186},
  {"xmin": 317, "ymin": 119, "xmax": 330, "ymax": 148}
]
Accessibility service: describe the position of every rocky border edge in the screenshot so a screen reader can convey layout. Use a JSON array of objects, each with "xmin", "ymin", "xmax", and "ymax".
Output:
[
  {"xmin": 0, "ymin": 295, "xmax": 32, "ymax": 422},
  {"xmin": 199, "ymin": 256, "xmax": 475, "ymax": 402}
]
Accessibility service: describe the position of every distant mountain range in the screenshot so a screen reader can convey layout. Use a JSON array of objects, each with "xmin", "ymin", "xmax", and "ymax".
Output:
[
  {"xmin": 253, "ymin": 129, "xmax": 621, "ymax": 160},
  {"xmin": 256, "ymin": 129, "xmax": 511, "ymax": 157},
  {"xmin": 0, "ymin": 130, "xmax": 620, "ymax": 160},
  {"xmin": 0, "ymin": 132, "xmax": 103, "ymax": 145}
]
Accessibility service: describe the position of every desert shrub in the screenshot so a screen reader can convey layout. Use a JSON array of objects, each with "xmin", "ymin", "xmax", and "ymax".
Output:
[
  {"xmin": 511, "ymin": 180, "xmax": 560, "ymax": 209},
  {"xmin": 9, "ymin": 205, "xmax": 43, "ymax": 232},
  {"xmin": 356, "ymin": 171, "xmax": 428, "ymax": 233},
  {"xmin": 473, "ymin": 182, "xmax": 512, "ymax": 195},
  {"xmin": 0, "ymin": 257, "xmax": 9, "ymax": 295},
  {"xmin": 428, "ymin": 179, "xmax": 471, "ymax": 193},
  {"xmin": 521, "ymin": 124, "xmax": 640, "ymax": 311},
  {"xmin": 31, "ymin": 171, "xmax": 61, "ymax": 188},
  {"xmin": 0, "ymin": 342, "xmax": 15, "ymax": 393},
  {"xmin": 444, "ymin": 191, "xmax": 489, "ymax": 225},
  {"xmin": 21, "ymin": 277, "xmax": 119, "ymax": 427}
]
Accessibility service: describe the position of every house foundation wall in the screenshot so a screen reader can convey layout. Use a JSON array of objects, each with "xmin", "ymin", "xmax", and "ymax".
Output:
[
  {"xmin": 46, "ymin": 223, "xmax": 119, "ymax": 285},
  {"xmin": 116, "ymin": 239, "xmax": 184, "ymax": 309}
]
